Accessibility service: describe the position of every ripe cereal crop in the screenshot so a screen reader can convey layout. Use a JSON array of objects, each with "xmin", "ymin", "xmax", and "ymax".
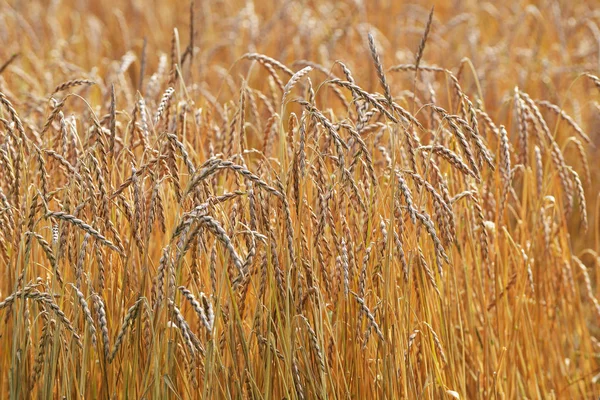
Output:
[{"xmin": 1, "ymin": 1, "xmax": 600, "ymax": 398}]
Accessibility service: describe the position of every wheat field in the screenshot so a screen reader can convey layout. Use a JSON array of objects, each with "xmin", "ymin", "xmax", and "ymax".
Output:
[{"xmin": 1, "ymin": 0, "xmax": 600, "ymax": 398}]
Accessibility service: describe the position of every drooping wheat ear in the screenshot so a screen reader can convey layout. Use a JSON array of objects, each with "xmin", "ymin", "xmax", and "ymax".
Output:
[
  {"xmin": 498, "ymin": 125, "xmax": 511, "ymax": 219},
  {"xmin": 423, "ymin": 322, "xmax": 447, "ymax": 367},
  {"xmin": 0, "ymin": 286, "xmax": 37, "ymax": 310},
  {"xmin": 137, "ymin": 95, "xmax": 150, "ymax": 146},
  {"xmin": 25, "ymin": 231, "xmax": 56, "ymax": 267},
  {"xmin": 69, "ymin": 284, "xmax": 97, "ymax": 347},
  {"xmin": 419, "ymin": 144, "xmax": 478, "ymax": 181},
  {"xmin": 404, "ymin": 329, "xmax": 420, "ymax": 363},
  {"xmin": 462, "ymin": 94, "xmax": 483, "ymax": 145},
  {"xmin": 33, "ymin": 145, "xmax": 49, "ymax": 198},
  {"xmin": 371, "ymin": 95, "xmax": 425, "ymax": 130},
  {"xmin": 0, "ymin": 146, "xmax": 15, "ymax": 198},
  {"xmin": 430, "ymin": 160, "xmax": 456, "ymax": 239},
  {"xmin": 0, "ymin": 112, "xmax": 16, "ymax": 142},
  {"xmin": 185, "ymin": 158, "xmax": 283, "ymax": 199},
  {"xmin": 396, "ymin": 171, "xmax": 417, "ymax": 224},
  {"xmin": 118, "ymin": 51, "xmax": 136, "ymax": 76},
  {"xmin": 333, "ymin": 60, "xmax": 362, "ymax": 114},
  {"xmin": 567, "ymin": 139, "xmax": 590, "ymax": 190},
  {"xmin": 165, "ymin": 141, "xmax": 183, "ymax": 204},
  {"xmin": 326, "ymin": 79, "xmax": 398, "ymax": 123},
  {"xmin": 469, "ymin": 188, "xmax": 489, "ymax": 267},
  {"xmin": 178, "ymin": 192, "xmax": 246, "ymax": 231},
  {"xmin": 341, "ymin": 237, "xmax": 350, "ymax": 298},
  {"xmin": 154, "ymin": 87, "xmax": 175, "ymax": 125},
  {"xmin": 351, "ymin": 292, "xmax": 384, "ymax": 343},
  {"xmin": 566, "ymin": 166, "xmax": 588, "ymax": 232},
  {"xmin": 274, "ymin": 180, "xmax": 296, "ymax": 273},
  {"xmin": 299, "ymin": 315, "xmax": 325, "ymax": 373},
  {"xmin": 392, "ymin": 219, "xmax": 409, "ymax": 283},
  {"xmin": 314, "ymin": 189, "xmax": 332, "ymax": 293},
  {"xmin": 359, "ymin": 242, "xmax": 373, "ymax": 300},
  {"xmin": 130, "ymin": 165, "xmax": 144, "ymax": 251},
  {"xmin": 41, "ymin": 97, "xmax": 67, "ymax": 136},
  {"xmin": 30, "ymin": 312, "xmax": 51, "ymax": 388},
  {"xmin": 432, "ymin": 106, "xmax": 480, "ymax": 179},
  {"xmin": 514, "ymin": 90, "xmax": 529, "ymax": 165},
  {"xmin": 287, "ymin": 111, "xmax": 298, "ymax": 161},
  {"xmin": 233, "ymin": 86, "xmax": 246, "ymax": 156},
  {"xmin": 244, "ymin": 91, "xmax": 260, "ymax": 143},
  {"xmin": 168, "ymin": 299, "xmax": 197, "ymax": 359},
  {"xmin": 109, "ymin": 297, "xmax": 143, "ymax": 363},
  {"xmin": 147, "ymin": 176, "xmax": 166, "ymax": 237},
  {"xmin": 341, "ymin": 166, "xmax": 367, "ymax": 213},
  {"xmin": 22, "ymin": 195, "xmax": 40, "ymax": 274},
  {"xmin": 445, "ymin": 112, "xmax": 494, "ymax": 169},
  {"xmin": 52, "ymin": 79, "xmax": 95, "ymax": 95},
  {"xmin": 153, "ymin": 246, "xmax": 171, "ymax": 308},
  {"xmin": 241, "ymin": 53, "xmax": 294, "ymax": 76},
  {"xmin": 110, "ymin": 155, "xmax": 167, "ymax": 198},
  {"xmin": 416, "ymin": 210, "xmax": 450, "ymax": 272},
  {"xmin": 338, "ymin": 122, "xmax": 377, "ymax": 187},
  {"xmin": 403, "ymin": 170, "xmax": 453, "ymax": 217},
  {"xmin": 24, "ymin": 298, "xmax": 32, "ymax": 353},
  {"xmin": 367, "ymin": 32, "xmax": 393, "ymax": 108},
  {"xmin": 260, "ymin": 112, "xmax": 278, "ymax": 156},
  {"xmin": 572, "ymin": 257, "xmax": 600, "ymax": 320},
  {"xmin": 0, "ymin": 186, "xmax": 13, "ymax": 221},
  {"xmin": 296, "ymin": 100, "xmax": 348, "ymax": 168},
  {"xmin": 282, "ymin": 66, "xmax": 312, "ymax": 105},
  {"xmin": 265, "ymin": 63, "xmax": 286, "ymax": 94},
  {"xmin": 200, "ymin": 293, "xmax": 214, "ymax": 332},
  {"xmin": 92, "ymin": 292, "xmax": 110, "ymax": 359},
  {"xmin": 58, "ymin": 111, "xmax": 70, "ymax": 156},
  {"xmin": 88, "ymin": 152, "xmax": 109, "ymax": 221},
  {"xmin": 416, "ymin": 246, "xmax": 441, "ymax": 297},
  {"xmin": 108, "ymin": 84, "xmax": 117, "ymax": 155},
  {"xmin": 196, "ymin": 214, "xmax": 244, "ymax": 278},
  {"xmin": 43, "ymin": 149, "xmax": 83, "ymax": 182},
  {"xmin": 146, "ymin": 52, "xmax": 167, "ymax": 97},
  {"xmin": 561, "ymin": 256, "xmax": 577, "ymax": 298},
  {"xmin": 475, "ymin": 107, "xmax": 500, "ymax": 138},
  {"xmin": 519, "ymin": 92, "xmax": 574, "ymax": 212},
  {"xmin": 515, "ymin": 241, "xmax": 534, "ymax": 295},
  {"xmin": 292, "ymin": 357, "xmax": 305, "ymax": 400},
  {"xmin": 45, "ymin": 211, "xmax": 121, "ymax": 253},
  {"xmin": 75, "ymin": 233, "xmax": 90, "ymax": 289},
  {"xmin": 0, "ymin": 231, "xmax": 10, "ymax": 267},
  {"xmin": 551, "ymin": 142, "xmax": 574, "ymax": 215},
  {"xmin": 291, "ymin": 59, "xmax": 334, "ymax": 79},
  {"xmin": 178, "ymin": 286, "xmax": 211, "ymax": 334},
  {"xmin": 378, "ymin": 214, "xmax": 389, "ymax": 266},
  {"xmin": 534, "ymin": 146, "xmax": 543, "ymax": 195},
  {"xmin": 298, "ymin": 112, "xmax": 307, "ymax": 179},
  {"xmin": 453, "ymin": 188, "xmax": 481, "ymax": 217},
  {"xmin": 93, "ymin": 242, "xmax": 105, "ymax": 292},
  {"xmin": 536, "ymin": 100, "xmax": 591, "ymax": 144},
  {"xmin": 206, "ymin": 243, "xmax": 217, "ymax": 296},
  {"xmin": 35, "ymin": 291, "xmax": 83, "ymax": 349}
]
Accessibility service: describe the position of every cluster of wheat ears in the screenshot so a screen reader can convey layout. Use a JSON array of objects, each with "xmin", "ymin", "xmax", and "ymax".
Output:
[{"xmin": 1, "ymin": 0, "xmax": 600, "ymax": 399}]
